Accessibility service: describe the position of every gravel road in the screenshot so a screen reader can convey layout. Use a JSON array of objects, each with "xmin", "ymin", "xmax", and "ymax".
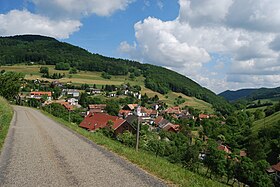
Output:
[{"xmin": 0, "ymin": 106, "xmax": 167, "ymax": 187}]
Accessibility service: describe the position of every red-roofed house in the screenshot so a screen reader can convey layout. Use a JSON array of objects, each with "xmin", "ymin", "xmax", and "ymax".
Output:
[
  {"xmin": 30, "ymin": 91, "xmax": 52, "ymax": 101},
  {"xmin": 162, "ymin": 124, "xmax": 180, "ymax": 133},
  {"xmin": 217, "ymin": 145, "xmax": 231, "ymax": 154},
  {"xmin": 199, "ymin": 114, "xmax": 209, "ymax": 120},
  {"xmin": 88, "ymin": 104, "xmax": 107, "ymax": 113},
  {"xmin": 272, "ymin": 162, "xmax": 280, "ymax": 184},
  {"xmin": 122, "ymin": 104, "xmax": 138, "ymax": 111},
  {"xmin": 118, "ymin": 110, "xmax": 133, "ymax": 118},
  {"xmin": 60, "ymin": 102, "xmax": 74, "ymax": 111},
  {"xmin": 164, "ymin": 106, "xmax": 181, "ymax": 115},
  {"xmin": 79, "ymin": 113, "xmax": 136, "ymax": 134}
]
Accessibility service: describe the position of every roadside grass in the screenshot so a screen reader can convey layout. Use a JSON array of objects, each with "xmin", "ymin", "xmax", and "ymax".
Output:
[
  {"xmin": 252, "ymin": 111, "xmax": 280, "ymax": 133},
  {"xmin": 42, "ymin": 110, "xmax": 226, "ymax": 187},
  {"xmin": 0, "ymin": 97, "xmax": 13, "ymax": 151}
]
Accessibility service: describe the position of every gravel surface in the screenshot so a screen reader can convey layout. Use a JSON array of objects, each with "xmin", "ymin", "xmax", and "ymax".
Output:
[{"xmin": 0, "ymin": 106, "xmax": 167, "ymax": 187}]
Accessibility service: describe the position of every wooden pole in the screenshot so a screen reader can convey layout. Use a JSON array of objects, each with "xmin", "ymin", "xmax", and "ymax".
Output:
[{"xmin": 136, "ymin": 116, "xmax": 140, "ymax": 151}]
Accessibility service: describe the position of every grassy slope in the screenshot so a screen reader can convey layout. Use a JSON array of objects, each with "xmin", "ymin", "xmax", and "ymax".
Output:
[
  {"xmin": 42, "ymin": 110, "xmax": 226, "ymax": 187},
  {"xmin": 0, "ymin": 97, "xmax": 13, "ymax": 151},
  {"xmin": 252, "ymin": 111, "xmax": 280, "ymax": 133},
  {"xmin": 1, "ymin": 64, "xmax": 214, "ymax": 112}
]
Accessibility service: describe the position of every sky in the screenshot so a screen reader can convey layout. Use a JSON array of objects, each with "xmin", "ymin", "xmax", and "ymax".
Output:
[{"xmin": 1, "ymin": 0, "xmax": 280, "ymax": 94}]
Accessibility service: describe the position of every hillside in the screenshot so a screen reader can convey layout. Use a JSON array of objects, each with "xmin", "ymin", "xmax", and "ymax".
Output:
[
  {"xmin": 219, "ymin": 87, "xmax": 280, "ymax": 102},
  {"xmin": 252, "ymin": 111, "xmax": 280, "ymax": 133},
  {"xmin": 0, "ymin": 35, "xmax": 231, "ymax": 113},
  {"xmin": 0, "ymin": 64, "xmax": 214, "ymax": 113},
  {"xmin": 219, "ymin": 89, "xmax": 257, "ymax": 102}
]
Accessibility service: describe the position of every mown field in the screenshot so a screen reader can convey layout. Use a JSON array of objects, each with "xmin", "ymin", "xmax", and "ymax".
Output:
[
  {"xmin": 0, "ymin": 96, "xmax": 13, "ymax": 151},
  {"xmin": 252, "ymin": 111, "xmax": 280, "ymax": 133},
  {"xmin": 0, "ymin": 64, "xmax": 214, "ymax": 112}
]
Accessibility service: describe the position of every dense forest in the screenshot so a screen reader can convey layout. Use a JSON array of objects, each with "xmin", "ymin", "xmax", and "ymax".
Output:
[{"xmin": 0, "ymin": 35, "xmax": 232, "ymax": 114}]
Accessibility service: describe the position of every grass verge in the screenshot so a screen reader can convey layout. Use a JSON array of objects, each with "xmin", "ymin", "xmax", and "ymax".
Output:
[
  {"xmin": 0, "ymin": 97, "xmax": 13, "ymax": 151},
  {"xmin": 41, "ymin": 110, "xmax": 226, "ymax": 187}
]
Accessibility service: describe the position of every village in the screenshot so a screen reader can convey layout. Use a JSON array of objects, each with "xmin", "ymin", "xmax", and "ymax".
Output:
[
  {"xmin": 18, "ymin": 79, "xmax": 214, "ymax": 135},
  {"xmin": 16, "ymin": 79, "xmax": 280, "ymax": 185}
]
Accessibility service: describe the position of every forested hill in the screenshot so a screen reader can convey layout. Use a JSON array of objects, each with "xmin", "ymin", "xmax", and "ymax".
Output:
[
  {"xmin": 219, "ymin": 87, "xmax": 280, "ymax": 102},
  {"xmin": 0, "ymin": 35, "xmax": 232, "ymax": 114}
]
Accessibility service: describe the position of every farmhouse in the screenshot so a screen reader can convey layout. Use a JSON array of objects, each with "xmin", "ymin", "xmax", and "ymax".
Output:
[
  {"xmin": 62, "ymin": 89, "xmax": 80, "ymax": 97},
  {"xmin": 272, "ymin": 162, "xmax": 280, "ymax": 184},
  {"xmin": 79, "ymin": 113, "xmax": 136, "ymax": 134},
  {"xmin": 88, "ymin": 104, "xmax": 107, "ymax": 113},
  {"xmin": 30, "ymin": 91, "xmax": 52, "ymax": 101}
]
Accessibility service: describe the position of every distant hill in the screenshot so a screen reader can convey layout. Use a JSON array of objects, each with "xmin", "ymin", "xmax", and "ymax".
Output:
[
  {"xmin": 0, "ymin": 35, "xmax": 232, "ymax": 114},
  {"xmin": 219, "ymin": 87, "xmax": 280, "ymax": 102}
]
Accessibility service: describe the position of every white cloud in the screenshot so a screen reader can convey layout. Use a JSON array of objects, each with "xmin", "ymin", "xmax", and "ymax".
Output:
[
  {"xmin": 226, "ymin": 0, "xmax": 280, "ymax": 33},
  {"xmin": 0, "ymin": 0, "xmax": 134, "ymax": 39},
  {"xmin": 178, "ymin": 0, "xmax": 233, "ymax": 26},
  {"xmin": 132, "ymin": 17, "xmax": 211, "ymax": 69},
  {"xmin": 30, "ymin": 0, "xmax": 134, "ymax": 19},
  {"xmin": 120, "ymin": 0, "xmax": 280, "ymax": 93},
  {"xmin": 157, "ymin": 0, "xmax": 164, "ymax": 10},
  {"xmin": 0, "ymin": 10, "xmax": 81, "ymax": 39}
]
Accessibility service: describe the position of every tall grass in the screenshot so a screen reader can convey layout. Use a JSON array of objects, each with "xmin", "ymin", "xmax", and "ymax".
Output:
[
  {"xmin": 0, "ymin": 97, "xmax": 13, "ymax": 151},
  {"xmin": 42, "ymin": 110, "xmax": 226, "ymax": 187}
]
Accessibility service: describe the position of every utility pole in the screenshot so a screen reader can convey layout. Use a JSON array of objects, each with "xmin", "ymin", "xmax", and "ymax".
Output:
[
  {"xmin": 136, "ymin": 105, "xmax": 141, "ymax": 152},
  {"xmin": 136, "ymin": 116, "xmax": 140, "ymax": 151},
  {"xmin": 68, "ymin": 110, "xmax": 71, "ymax": 123}
]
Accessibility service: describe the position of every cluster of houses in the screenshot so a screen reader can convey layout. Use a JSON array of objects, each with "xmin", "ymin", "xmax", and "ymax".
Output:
[
  {"xmin": 79, "ymin": 103, "xmax": 183, "ymax": 135},
  {"xmin": 78, "ymin": 103, "xmax": 213, "ymax": 135}
]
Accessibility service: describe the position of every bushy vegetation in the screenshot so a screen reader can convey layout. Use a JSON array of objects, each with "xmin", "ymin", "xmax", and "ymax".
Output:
[
  {"xmin": 55, "ymin": 62, "xmax": 70, "ymax": 70},
  {"xmin": 0, "ymin": 71, "xmax": 23, "ymax": 99},
  {"xmin": 0, "ymin": 96, "xmax": 13, "ymax": 151},
  {"xmin": 42, "ymin": 103, "xmax": 83, "ymax": 124}
]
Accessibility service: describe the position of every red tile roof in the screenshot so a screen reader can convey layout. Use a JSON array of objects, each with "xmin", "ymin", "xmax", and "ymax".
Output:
[
  {"xmin": 88, "ymin": 104, "xmax": 106, "ymax": 110},
  {"xmin": 162, "ymin": 124, "xmax": 180, "ymax": 133},
  {"xmin": 154, "ymin": 116, "xmax": 164, "ymax": 125},
  {"xmin": 199, "ymin": 114, "xmax": 209, "ymax": 119},
  {"xmin": 79, "ymin": 113, "xmax": 125, "ymax": 131},
  {"xmin": 272, "ymin": 162, "xmax": 280, "ymax": 172},
  {"xmin": 60, "ymin": 102, "xmax": 74, "ymax": 111},
  {"xmin": 126, "ymin": 104, "xmax": 138, "ymax": 110},
  {"xmin": 218, "ymin": 145, "xmax": 231, "ymax": 154},
  {"xmin": 119, "ymin": 110, "xmax": 131, "ymax": 116},
  {"xmin": 165, "ymin": 107, "xmax": 181, "ymax": 114},
  {"xmin": 31, "ymin": 91, "xmax": 52, "ymax": 97}
]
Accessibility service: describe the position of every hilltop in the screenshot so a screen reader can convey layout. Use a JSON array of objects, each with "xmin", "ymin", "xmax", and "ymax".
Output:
[
  {"xmin": 0, "ymin": 35, "xmax": 232, "ymax": 114},
  {"xmin": 219, "ymin": 87, "xmax": 280, "ymax": 102}
]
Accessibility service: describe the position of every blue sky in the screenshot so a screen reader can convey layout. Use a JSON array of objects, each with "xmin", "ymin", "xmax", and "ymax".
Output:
[
  {"xmin": 1, "ymin": 0, "xmax": 280, "ymax": 93},
  {"xmin": 64, "ymin": 1, "xmax": 179, "ymax": 57}
]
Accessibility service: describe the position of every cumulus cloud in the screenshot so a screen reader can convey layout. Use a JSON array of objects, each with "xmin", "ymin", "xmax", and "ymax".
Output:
[
  {"xmin": 178, "ymin": 0, "xmax": 233, "ymax": 26},
  {"xmin": 0, "ymin": 10, "xmax": 81, "ymax": 39},
  {"xmin": 120, "ymin": 0, "xmax": 280, "ymax": 93},
  {"xmin": 132, "ymin": 17, "xmax": 211, "ymax": 69},
  {"xmin": 226, "ymin": 0, "xmax": 280, "ymax": 33},
  {"xmin": 0, "ymin": 0, "xmax": 134, "ymax": 39},
  {"xmin": 30, "ymin": 0, "xmax": 134, "ymax": 19}
]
